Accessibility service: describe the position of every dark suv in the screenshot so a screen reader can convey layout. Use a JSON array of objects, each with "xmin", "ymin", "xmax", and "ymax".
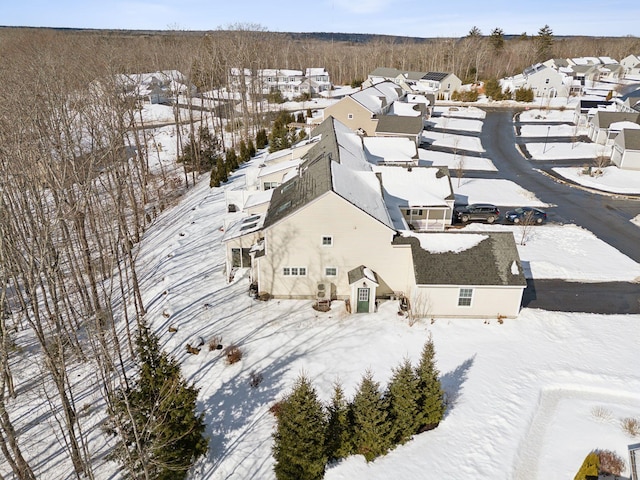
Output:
[{"xmin": 454, "ymin": 203, "xmax": 500, "ymax": 223}]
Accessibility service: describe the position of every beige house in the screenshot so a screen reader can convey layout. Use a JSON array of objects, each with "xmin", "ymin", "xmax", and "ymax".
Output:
[
  {"xmin": 235, "ymin": 117, "xmax": 527, "ymax": 318},
  {"xmin": 322, "ymin": 81, "xmax": 404, "ymax": 135}
]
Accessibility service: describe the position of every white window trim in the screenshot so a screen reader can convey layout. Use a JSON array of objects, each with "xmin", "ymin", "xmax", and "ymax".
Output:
[
  {"xmin": 321, "ymin": 235, "xmax": 333, "ymax": 247},
  {"xmin": 283, "ymin": 266, "xmax": 307, "ymax": 277},
  {"xmin": 458, "ymin": 288, "xmax": 473, "ymax": 307},
  {"xmin": 325, "ymin": 267, "xmax": 337, "ymax": 277}
]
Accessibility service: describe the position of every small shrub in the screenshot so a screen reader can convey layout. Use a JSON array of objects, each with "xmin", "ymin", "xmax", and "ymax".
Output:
[
  {"xmin": 269, "ymin": 400, "xmax": 284, "ymax": 418},
  {"xmin": 590, "ymin": 405, "xmax": 612, "ymax": 422},
  {"xmin": 597, "ymin": 449, "xmax": 626, "ymax": 476},
  {"xmin": 621, "ymin": 417, "xmax": 640, "ymax": 437},
  {"xmin": 249, "ymin": 371, "xmax": 264, "ymax": 388},
  {"xmin": 208, "ymin": 335, "xmax": 223, "ymax": 351},
  {"xmin": 225, "ymin": 345, "xmax": 243, "ymax": 365}
]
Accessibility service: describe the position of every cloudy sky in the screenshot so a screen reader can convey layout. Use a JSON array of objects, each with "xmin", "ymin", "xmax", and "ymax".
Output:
[{"xmin": 2, "ymin": 0, "xmax": 639, "ymax": 37}]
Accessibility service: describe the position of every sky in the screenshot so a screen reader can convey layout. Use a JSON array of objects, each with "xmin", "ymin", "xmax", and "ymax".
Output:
[{"xmin": 2, "ymin": 0, "xmax": 639, "ymax": 38}]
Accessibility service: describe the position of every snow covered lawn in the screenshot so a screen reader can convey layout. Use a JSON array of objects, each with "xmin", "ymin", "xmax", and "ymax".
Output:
[
  {"xmin": 428, "ymin": 116, "xmax": 483, "ymax": 133},
  {"xmin": 553, "ymin": 166, "xmax": 640, "ymax": 194},
  {"xmin": 519, "ymin": 108, "xmax": 577, "ymax": 123},
  {"xmin": 433, "ymin": 106, "xmax": 486, "ymax": 119},
  {"xmin": 453, "ymin": 178, "xmax": 547, "ymax": 208},
  {"xmin": 418, "ymin": 149, "xmax": 497, "ymax": 171},
  {"xmin": 525, "ymin": 141, "xmax": 605, "ymax": 160},
  {"xmin": 461, "ymin": 223, "xmax": 640, "ymax": 281},
  {"xmin": 519, "ymin": 124, "xmax": 582, "ymax": 137},
  {"xmin": 422, "ymin": 131, "xmax": 485, "ymax": 153}
]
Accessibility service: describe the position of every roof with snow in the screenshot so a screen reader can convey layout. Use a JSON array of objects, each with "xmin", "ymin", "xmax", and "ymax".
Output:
[
  {"xmin": 222, "ymin": 214, "xmax": 265, "ymax": 241},
  {"xmin": 347, "ymin": 265, "xmax": 379, "ymax": 285},
  {"xmin": 392, "ymin": 232, "xmax": 526, "ymax": 287},
  {"xmin": 263, "ymin": 117, "xmax": 392, "ymax": 230},
  {"xmin": 350, "ymin": 81, "xmax": 403, "ymax": 115},
  {"xmin": 593, "ymin": 111, "xmax": 640, "ymax": 128},
  {"xmin": 363, "ymin": 137, "xmax": 417, "ymax": 165},
  {"xmin": 619, "ymin": 129, "xmax": 640, "ymax": 150}
]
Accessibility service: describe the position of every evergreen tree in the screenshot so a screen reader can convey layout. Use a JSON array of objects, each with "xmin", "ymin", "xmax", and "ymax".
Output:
[
  {"xmin": 467, "ymin": 26, "xmax": 482, "ymax": 38},
  {"xmin": 489, "ymin": 28, "xmax": 505, "ymax": 52},
  {"xmin": 248, "ymin": 139, "xmax": 256, "ymax": 158},
  {"xmin": 325, "ymin": 383, "xmax": 352, "ymax": 462},
  {"xmin": 225, "ymin": 148, "xmax": 238, "ymax": 172},
  {"xmin": 484, "ymin": 78, "xmax": 504, "ymax": 100},
  {"xmin": 272, "ymin": 375, "xmax": 327, "ymax": 480},
  {"xmin": 350, "ymin": 371, "xmax": 392, "ymax": 462},
  {"xmin": 536, "ymin": 24, "xmax": 554, "ymax": 61},
  {"xmin": 177, "ymin": 126, "xmax": 219, "ymax": 173},
  {"xmin": 268, "ymin": 112, "xmax": 295, "ymax": 153},
  {"xmin": 107, "ymin": 323, "xmax": 208, "ymax": 480},
  {"xmin": 415, "ymin": 336, "xmax": 445, "ymax": 432},
  {"xmin": 256, "ymin": 128, "xmax": 268, "ymax": 150},
  {"xmin": 386, "ymin": 359, "xmax": 420, "ymax": 444},
  {"xmin": 239, "ymin": 139, "xmax": 250, "ymax": 163}
]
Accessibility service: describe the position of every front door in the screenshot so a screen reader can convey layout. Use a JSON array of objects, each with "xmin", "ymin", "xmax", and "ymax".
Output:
[{"xmin": 356, "ymin": 288, "xmax": 370, "ymax": 313}]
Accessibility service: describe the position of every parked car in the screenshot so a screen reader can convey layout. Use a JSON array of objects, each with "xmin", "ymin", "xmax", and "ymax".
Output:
[
  {"xmin": 453, "ymin": 203, "xmax": 500, "ymax": 223},
  {"xmin": 504, "ymin": 207, "xmax": 547, "ymax": 224}
]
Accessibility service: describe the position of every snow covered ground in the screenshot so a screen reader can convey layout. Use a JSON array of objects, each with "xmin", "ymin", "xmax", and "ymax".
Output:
[
  {"xmin": 127, "ymin": 167, "xmax": 640, "ymax": 480},
  {"xmin": 552, "ymin": 166, "xmax": 640, "ymax": 194},
  {"xmin": 418, "ymin": 149, "xmax": 497, "ymax": 171},
  {"xmin": 428, "ymin": 116, "xmax": 483, "ymax": 133},
  {"xmin": 519, "ymin": 124, "xmax": 582, "ymax": 137},
  {"xmin": 422, "ymin": 131, "xmax": 485, "ymax": 153},
  {"xmin": 5, "ymin": 105, "xmax": 640, "ymax": 480},
  {"xmin": 525, "ymin": 141, "xmax": 605, "ymax": 160},
  {"xmin": 453, "ymin": 178, "xmax": 548, "ymax": 207},
  {"xmin": 519, "ymin": 108, "xmax": 577, "ymax": 123}
]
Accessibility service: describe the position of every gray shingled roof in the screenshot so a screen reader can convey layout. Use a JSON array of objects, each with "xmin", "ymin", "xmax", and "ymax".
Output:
[
  {"xmin": 375, "ymin": 115, "xmax": 423, "ymax": 135},
  {"xmin": 392, "ymin": 233, "xmax": 526, "ymax": 287},
  {"xmin": 422, "ymin": 72, "xmax": 449, "ymax": 82},
  {"xmin": 622, "ymin": 129, "xmax": 640, "ymax": 151},
  {"xmin": 595, "ymin": 111, "xmax": 640, "ymax": 129},
  {"xmin": 369, "ymin": 67, "xmax": 402, "ymax": 78},
  {"xmin": 347, "ymin": 265, "xmax": 379, "ymax": 285},
  {"xmin": 262, "ymin": 136, "xmax": 334, "ymax": 229}
]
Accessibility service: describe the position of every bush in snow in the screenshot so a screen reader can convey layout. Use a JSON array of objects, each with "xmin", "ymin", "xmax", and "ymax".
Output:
[
  {"xmin": 385, "ymin": 358, "xmax": 421, "ymax": 444},
  {"xmin": 224, "ymin": 344, "xmax": 243, "ymax": 365},
  {"xmin": 415, "ymin": 336, "xmax": 445, "ymax": 432},
  {"xmin": 325, "ymin": 382, "xmax": 352, "ymax": 462},
  {"xmin": 621, "ymin": 417, "xmax": 640, "ymax": 437},
  {"xmin": 597, "ymin": 449, "xmax": 626, "ymax": 476}
]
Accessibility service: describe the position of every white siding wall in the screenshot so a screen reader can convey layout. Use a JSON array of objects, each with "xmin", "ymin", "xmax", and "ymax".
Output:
[
  {"xmin": 413, "ymin": 285, "xmax": 525, "ymax": 318},
  {"xmin": 258, "ymin": 192, "xmax": 414, "ymax": 298}
]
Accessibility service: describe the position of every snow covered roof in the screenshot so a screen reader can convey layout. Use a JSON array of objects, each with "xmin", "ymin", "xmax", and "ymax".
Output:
[
  {"xmin": 609, "ymin": 121, "xmax": 640, "ymax": 131},
  {"xmin": 350, "ymin": 81, "xmax": 403, "ymax": 114},
  {"xmin": 410, "ymin": 232, "xmax": 488, "ymax": 253},
  {"xmin": 222, "ymin": 214, "xmax": 265, "ymax": 241},
  {"xmin": 257, "ymin": 159, "xmax": 301, "ymax": 178},
  {"xmin": 243, "ymin": 189, "xmax": 274, "ymax": 210},
  {"xmin": 363, "ymin": 137, "xmax": 417, "ymax": 165},
  {"xmin": 374, "ymin": 166, "xmax": 454, "ymax": 229},
  {"xmin": 389, "ymin": 102, "xmax": 423, "ymax": 116},
  {"xmin": 263, "ymin": 117, "xmax": 393, "ymax": 230},
  {"xmin": 393, "ymin": 232, "xmax": 527, "ymax": 287}
]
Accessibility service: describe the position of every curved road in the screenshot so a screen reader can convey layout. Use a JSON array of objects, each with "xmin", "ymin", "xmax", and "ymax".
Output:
[{"xmin": 478, "ymin": 109, "xmax": 640, "ymax": 313}]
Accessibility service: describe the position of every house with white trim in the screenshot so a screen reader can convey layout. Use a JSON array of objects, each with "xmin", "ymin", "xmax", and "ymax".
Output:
[
  {"xmin": 611, "ymin": 128, "xmax": 640, "ymax": 170},
  {"xmin": 223, "ymin": 117, "xmax": 526, "ymax": 317}
]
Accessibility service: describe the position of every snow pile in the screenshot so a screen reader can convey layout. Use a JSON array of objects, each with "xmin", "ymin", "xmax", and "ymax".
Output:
[{"xmin": 409, "ymin": 232, "xmax": 488, "ymax": 253}]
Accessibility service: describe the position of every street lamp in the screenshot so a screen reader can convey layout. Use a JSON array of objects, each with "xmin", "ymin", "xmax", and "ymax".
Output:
[{"xmin": 543, "ymin": 126, "xmax": 551, "ymax": 154}]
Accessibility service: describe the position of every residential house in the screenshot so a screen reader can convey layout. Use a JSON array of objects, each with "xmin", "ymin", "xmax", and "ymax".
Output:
[
  {"xmin": 615, "ymin": 88, "xmax": 640, "ymax": 113},
  {"xmin": 362, "ymin": 136, "xmax": 418, "ymax": 167},
  {"xmin": 573, "ymin": 98, "xmax": 614, "ymax": 127},
  {"xmin": 117, "ymin": 70, "xmax": 195, "ymax": 104},
  {"xmin": 233, "ymin": 116, "xmax": 526, "ymax": 317},
  {"xmin": 587, "ymin": 111, "xmax": 640, "ymax": 145},
  {"xmin": 502, "ymin": 63, "xmax": 570, "ymax": 98},
  {"xmin": 302, "ymin": 68, "xmax": 332, "ymax": 95},
  {"xmin": 367, "ymin": 68, "xmax": 462, "ymax": 100},
  {"xmin": 620, "ymin": 55, "xmax": 640, "ymax": 76},
  {"xmin": 321, "ymin": 80, "xmax": 404, "ymax": 135},
  {"xmin": 375, "ymin": 115, "xmax": 424, "ymax": 145},
  {"xmin": 611, "ymin": 128, "xmax": 640, "ymax": 170}
]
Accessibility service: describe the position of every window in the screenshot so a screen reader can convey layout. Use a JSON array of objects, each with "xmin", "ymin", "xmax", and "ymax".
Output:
[
  {"xmin": 325, "ymin": 267, "xmax": 337, "ymax": 276},
  {"xmin": 263, "ymin": 181, "xmax": 279, "ymax": 190},
  {"xmin": 545, "ymin": 78, "xmax": 550, "ymax": 84},
  {"xmin": 283, "ymin": 267, "xmax": 306, "ymax": 276},
  {"xmin": 458, "ymin": 288, "xmax": 473, "ymax": 307},
  {"xmin": 347, "ymin": 113, "xmax": 354, "ymax": 119},
  {"xmin": 322, "ymin": 236, "xmax": 333, "ymax": 246},
  {"xmin": 411, "ymin": 209, "xmax": 423, "ymax": 216}
]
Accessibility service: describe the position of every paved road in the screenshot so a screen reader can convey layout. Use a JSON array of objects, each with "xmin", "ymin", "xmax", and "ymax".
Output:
[
  {"xmin": 472, "ymin": 109, "xmax": 640, "ymax": 314},
  {"xmin": 479, "ymin": 109, "xmax": 640, "ymax": 263}
]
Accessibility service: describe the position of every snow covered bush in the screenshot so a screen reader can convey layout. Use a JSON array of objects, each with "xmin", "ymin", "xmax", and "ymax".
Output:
[
  {"xmin": 597, "ymin": 449, "xmax": 626, "ymax": 476},
  {"xmin": 224, "ymin": 344, "xmax": 243, "ymax": 364},
  {"xmin": 621, "ymin": 417, "xmax": 640, "ymax": 437}
]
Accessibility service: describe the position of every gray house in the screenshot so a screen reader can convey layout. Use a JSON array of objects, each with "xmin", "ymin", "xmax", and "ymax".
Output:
[
  {"xmin": 611, "ymin": 129, "xmax": 640, "ymax": 170},
  {"xmin": 587, "ymin": 111, "xmax": 640, "ymax": 144}
]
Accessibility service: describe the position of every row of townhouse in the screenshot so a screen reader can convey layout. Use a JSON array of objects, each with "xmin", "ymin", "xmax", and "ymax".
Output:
[
  {"xmin": 228, "ymin": 67, "xmax": 331, "ymax": 97},
  {"xmin": 223, "ymin": 116, "xmax": 527, "ymax": 318},
  {"xmin": 501, "ymin": 55, "xmax": 640, "ymax": 99},
  {"xmin": 366, "ymin": 67, "xmax": 462, "ymax": 101}
]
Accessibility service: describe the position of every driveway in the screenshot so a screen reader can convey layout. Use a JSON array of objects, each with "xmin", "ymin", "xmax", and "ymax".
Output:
[{"xmin": 479, "ymin": 108, "xmax": 640, "ymax": 264}]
